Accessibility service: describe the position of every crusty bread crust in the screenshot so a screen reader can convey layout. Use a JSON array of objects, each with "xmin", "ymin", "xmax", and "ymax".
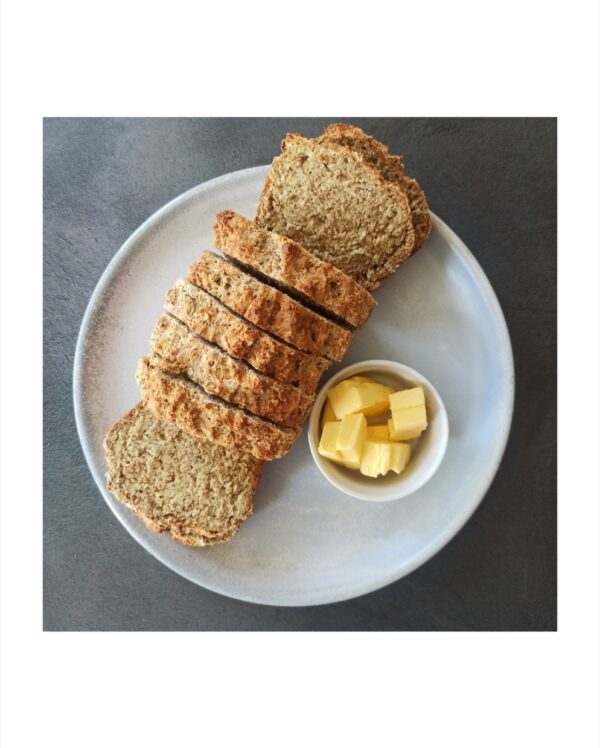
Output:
[
  {"xmin": 104, "ymin": 403, "xmax": 262, "ymax": 546},
  {"xmin": 137, "ymin": 356, "xmax": 300, "ymax": 461},
  {"xmin": 255, "ymin": 134, "xmax": 415, "ymax": 291},
  {"xmin": 165, "ymin": 279, "xmax": 331, "ymax": 393},
  {"xmin": 397, "ymin": 175, "xmax": 431, "ymax": 253},
  {"xmin": 214, "ymin": 210, "xmax": 375, "ymax": 328},
  {"xmin": 320, "ymin": 123, "xmax": 406, "ymax": 183},
  {"xmin": 320, "ymin": 124, "xmax": 431, "ymax": 251},
  {"xmin": 187, "ymin": 252, "xmax": 352, "ymax": 360},
  {"xmin": 151, "ymin": 313, "xmax": 313, "ymax": 428}
]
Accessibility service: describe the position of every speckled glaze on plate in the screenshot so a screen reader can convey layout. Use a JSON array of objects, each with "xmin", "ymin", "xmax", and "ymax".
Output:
[{"xmin": 73, "ymin": 166, "xmax": 514, "ymax": 607}]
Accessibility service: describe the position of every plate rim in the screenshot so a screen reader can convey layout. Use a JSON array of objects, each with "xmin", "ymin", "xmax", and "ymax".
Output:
[{"xmin": 73, "ymin": 165, "xmax": 515, "ymax": 607}]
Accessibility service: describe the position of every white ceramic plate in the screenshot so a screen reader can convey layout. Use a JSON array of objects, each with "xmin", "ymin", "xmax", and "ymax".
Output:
[{"xmin": 73, "ymin": 166, "xmax": 514, "ymax": 607}]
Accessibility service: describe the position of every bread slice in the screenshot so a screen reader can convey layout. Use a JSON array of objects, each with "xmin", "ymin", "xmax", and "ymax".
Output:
[
  {"xmin": 104, "ymin": 403, "xmax": 262, "ymax": 546},
  {"xmin": 319, "ymin": 124, "xmax": 431, "ymax": 251},
  {"xmin": 319, "ymin": 123, "xmax": 406, "ymax": 184},
  {"xmin": 255, "ymin": 133, "xmax": 415, "ymax": 291},
  {"xmin": 137, "ymin": 356, "xmax": 300, "ymax": 461},
  {"xmin": 151, "ymin": 313, "xmax": 313, "ymax": 428},
  {"xmin": 165, "ymin": 279, "xmax": 331, "ymax": 393},
  {"xmin": 213, "ymin": 211, "xmax": 375, "ymax": 329},
  {"xmin": 187, "ymin": 252, "xmax": 352, "ymax": 360}
]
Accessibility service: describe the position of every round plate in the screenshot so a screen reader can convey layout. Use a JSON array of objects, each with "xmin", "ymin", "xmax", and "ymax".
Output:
[{"xmin": 73, "ymin": 166, "xmax": 514, "ymax": 607}]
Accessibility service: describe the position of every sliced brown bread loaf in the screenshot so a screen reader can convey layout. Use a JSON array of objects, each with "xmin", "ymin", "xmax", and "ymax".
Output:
[
  {"xmin": 151, "ymin": 313, "xmax": 313, "ymax": 428},
  {"xmin": 187, "ymin": 252, "xmax": 352, "ymax": 360},
  {"xmin": 104, "ymin": 403, "xmax": 262, "ymax": 546},
  {"xmin": 165, "ymin": 279, "xmax": 330, "ymax": 393},
  {"xmin": 255, "ymin": 134, "xmax": 415, "ymax": 291},
  {"xmin": 319, "ymin": 124, "xmax": 431, "ymax": 251},
  {"xmin": 137, "ymin": 356, "xmax": 300, "ymax": 461},
  {"xmin": 213, "ymin": 210, "xmax": 375, "ymax": 328}
]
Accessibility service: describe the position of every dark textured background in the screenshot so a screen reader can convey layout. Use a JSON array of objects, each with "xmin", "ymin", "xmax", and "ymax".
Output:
[{"xmin": 43, "ymin": 118, "xmax": 556, "ymax": 631}]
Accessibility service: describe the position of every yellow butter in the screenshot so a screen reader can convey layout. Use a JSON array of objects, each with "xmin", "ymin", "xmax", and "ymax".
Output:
[
  {"xmin": 387, "ymin": 418, "xmax": 423, "ymax": 441},
  {"xmin": 389, "ymin": 386, "xmax": 425, "ymax": 411},
  {"xmin": 328, "ymin": 380, "xmax": 392, "ymax": 418},
  {"xmin": 387, "ymin": 442, "xmax": 411, "ymax": 474},
  {"xmin": 318, "ymin": 421, "xmax": 345, "ymax": 464},
  {"xmin": 366, "ymin": 424, "xmax": 390, "ymax": 441},
  {"xmin": 320, "ymin": 399, "xmax": 338, "ymax": 429},
  {"xmin": 335, "ymin": 412, "xmax": 367, "ymax": 464},
  {"xmin": 342, "ymin": 454, "xmax": 361, "ymax": 470},
  {"xmin": 390, "ymin": 404, "xmax": 427, "ymax": 438},
  {"xmin": 359, "ymin": 441, "xmax": 383, "ymax": 477},
  {"xmin": 359, "ymin": 441, "xmax": 411, "ymax": 477},
  {"xmin": 360, "ymin": 384, "xmax": 396, "ymax": 416}
]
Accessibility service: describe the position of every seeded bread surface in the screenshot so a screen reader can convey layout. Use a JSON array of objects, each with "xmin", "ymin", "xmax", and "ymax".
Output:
[
  {"xmin": 214, "ymin": 210, "xmax": 375, "ymax": 328},
  {"xmin": 151, "ymin": 313, "xmax": 313, "ymax": 428},
  {"xmin": 137, "ymin": 356, "xmax": 300, "ymax": 461},
  {"xmin": 255, "ymin": 134, "xmax": 415, "ymax": 291},
  {"xmin": 165, "ymin": 279, "xmax": 330, "ymax": 393},
  {"xmin": 187, "ymin": 252, "xmax": 352, "ymax": 360},
  {"xmin": 104, "ymin": 403, "xmax": 262, "ymax": 545},
  {"xmin": 320, "ymin": 124, "xmax": 431, "ymax": 251}
]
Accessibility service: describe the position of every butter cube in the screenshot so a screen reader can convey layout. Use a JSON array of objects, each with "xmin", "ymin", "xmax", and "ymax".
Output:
[
  {"xmin": 360, "ymin": 441, "xmax": 411, "ymax": 477},
  {"xmin": 320, "ymin": 399, "xmax": 338, "ymax": 429},
  {"xmin": 388, "ymin": 418, "xmax": 423, "ymax": 442},
  {"xmin": 360, "ymin": 441, "xmax": 383, "ymax": 477},
  {"xmin": 342, "ymin": 454, "xmax": 361, "ymax": 470},
  {"xmin": 387, "ymin": 419, "xmax": 423, "ymax": 441},
  {"xmin": 360, "ymin": 384, "xmax": 396, "ymax": 416},
  {"xmin": 336, "ymin": 412, "xmax": 367, "ymax": 464},
  {"xmin": 366, "ymin": 424, "xmax": 390, "ymax": 441},
  {"xmin": 318, "ymin": 422, "xmax": 345, "ymax": 464},
  {"xmin": 389, "ymin": 386, "xmax": 425, "ymax": 411},
  {"xmin": 328, "ymin": 381, "xmax": 393, "ymax": 418},
  {"xmin": 389, "ymin": 404, "xmax": 428, "ymax": 440},
  {"xmin": 386, "ymin": 442, "xmax": 411, "ymax": 474}
]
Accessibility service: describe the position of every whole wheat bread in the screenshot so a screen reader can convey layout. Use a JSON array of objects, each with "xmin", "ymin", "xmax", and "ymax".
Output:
[
  {"xmin": 319, "ymin": 124, "xmax": 431, "ymax": 251},
  {"xmin": 104, "ymin": 403, "xmax": 262, "ymax": 545},
  {"xmin": 151, "ymin": 313, "xmax": 313, "ymax": 428},
  {"xmin": 255, "ymin": 133, "xmax": 415, "ymax": 291},
  {"xmin": 187, "ymin": 251, "xmax": 352, "ymax": 360},
  {"xmin": 165, "ymin": 278, "xmax": 330, "ymax": 393},
  {"xmin": 214, "ymin": 210, "xmax": 375, "ymax": 328},
  {"xmin": 137, "ymin": 355, "xmax": 300, "ymax": 461}
]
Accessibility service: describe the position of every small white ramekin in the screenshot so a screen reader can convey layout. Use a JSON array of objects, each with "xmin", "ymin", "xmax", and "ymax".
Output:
[{"xmin": 307, "ymin": 360, "xmax": 449, "ymax": 502}]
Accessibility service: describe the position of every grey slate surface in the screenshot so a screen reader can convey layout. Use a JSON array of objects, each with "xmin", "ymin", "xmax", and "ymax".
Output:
[{"xmin": 43, "ymin": 118, "xmax": 556, "ymax": 630}]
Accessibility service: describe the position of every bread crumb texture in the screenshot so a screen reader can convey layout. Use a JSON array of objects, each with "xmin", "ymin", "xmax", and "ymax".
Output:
[
  {"xmin": 319, "ymin": 124, "xmax": 431, "ymax": 252},
  {"xmin": 255, "ymin": 134, "xmax": 416, "ymax": 290},
  {"xmin": 104, "ymin": 403, "xmax": 262, "ymax": 546}
]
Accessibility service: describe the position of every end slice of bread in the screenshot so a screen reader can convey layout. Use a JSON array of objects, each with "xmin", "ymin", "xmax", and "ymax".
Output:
[
  {"xmin": 137, "ymin": 355, "xmax": 301, "ymax": 461},
  {"xmin": 319, "ymin": 124, "xmax": 431, "ymax": 251},
  {"xmin": 165, "ymin": 279, "xmax": 331, "ymax": 393},
  {"xmin": 104, "ymin": 403, "xmax": 262, "ymax": 546},
  {"xmin": 187, "ymin": 251, "xmax": 352, "ymax": 360},
  {"xmin": 151, "ymin": 313, "xmax": 313, "ymax": 428},
  {"xmin": 214, "ymin": 210, "xmax": 375, "ymax": 328},
  {"xmin": 255, "ymin": 134, "xmax": 415, "ymax": 291}
]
